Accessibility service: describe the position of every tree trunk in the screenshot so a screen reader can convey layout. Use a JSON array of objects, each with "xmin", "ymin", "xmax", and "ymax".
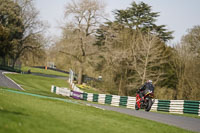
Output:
[
  {"xmin": 174, "ymin": 85, "xmax": 178, "ymax": 100},
  {"xmin": 2, "ymin": 56, "xmax": 6, "ymax": 66},
  {"xmin": 78, "ymin": 66, "xmax": 83, "ymax": 84},
  {"xmin": 12, "ymin": 58, "xmax": 17, "ymax": 68},
  {"xmin": 118, "ymin": 69, "xmax": 128, "ymax": 96},
  {"xmin": 118, "ymin": 75, "xmax": 123, "ymax": 96}
]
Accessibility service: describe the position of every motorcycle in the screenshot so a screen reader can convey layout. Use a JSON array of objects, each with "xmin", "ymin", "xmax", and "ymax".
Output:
[{"xmin": 135, "ymin": 89, "xmax": 154, "ymax": 112}]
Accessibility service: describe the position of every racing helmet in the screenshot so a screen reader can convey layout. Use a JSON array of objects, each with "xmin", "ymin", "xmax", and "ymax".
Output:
[{"xmin": 147, "ymin": 80, "xmax": 152, "ymax": 83}]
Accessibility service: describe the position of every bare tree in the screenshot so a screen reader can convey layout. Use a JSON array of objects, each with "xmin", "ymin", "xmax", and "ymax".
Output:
[
  {"xmin": 129, "ymin": 33, "xmax": 169, "ymax": 86},
  {"xmin": 60, "ymin": 0, "xmax": 106, "ymax": 84},
  {"xmin": 170, "ymin": 26, "xmax": 200, "ymax": 100},
  {"xmin": 11, "ymin": 0, "xmax": 46, "ymax": 67},
  {"xmin": 95, "ymin": 23, "xmax": 132, "ymax": 95},
  {"xmin": 172, "ymin": 37, "xmax": 200, "ymax": 100},
  {"xmin": 100, "ymin": 27, "xmax": 170, "ymax": 95}
]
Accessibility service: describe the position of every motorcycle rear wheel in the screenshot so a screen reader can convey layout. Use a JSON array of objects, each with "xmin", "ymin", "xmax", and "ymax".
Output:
[{"xmin": 145, "ymin": 98, "xmax": 152, "ymax": 112}]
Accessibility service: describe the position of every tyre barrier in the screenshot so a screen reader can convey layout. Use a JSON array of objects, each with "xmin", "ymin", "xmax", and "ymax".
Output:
[
  {"xmin": 51, "ymin": 85, "xmax": 83, "ymax": 99},
  {"xmin": 105, "ymin": 95, "xmax": 112, "ymax": 104},
  {"xmin": 83, "ymin": 93, "xmax": 88, "ymax": 101},
  {"xmin": 127, "ymin": 96, "xmax": 136, "ymax": 109},
  {"xmin": 120, "ymin": 96, "xmax": 128, "ymax": 107},
  {"xmin": 51, "ymin": 85, "xmax": 200, "ymax": 116},
  {"xmin": 93, "ymin": 94, "xmax": 99, "ymax": 102},
  {"xmin": 98, "ymin": 94, "xmax": 106, "ymax": 104},
  {"xmin": 87, "ymin": 93, "xmax": 93, "ymax": 102},
  {"xmin": 151, "ymin": 99, "xmax": 200, "ymax": 115},
  {"xmin": 51, "ymin": 85, "xmax": 71, "ymax": 97},
  {"xmin": 111, "ymin": 95, "xmax": 120, "ymax": 107}
]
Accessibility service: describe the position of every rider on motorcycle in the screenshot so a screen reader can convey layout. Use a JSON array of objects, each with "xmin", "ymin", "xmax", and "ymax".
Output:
[{"xmin": 137, "ymin": 80, "xmax": 154, "ymax": 102}]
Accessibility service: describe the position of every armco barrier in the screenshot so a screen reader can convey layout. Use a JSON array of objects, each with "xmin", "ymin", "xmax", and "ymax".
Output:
[
  {"xmin": 111, "ymin": 95, "xmax": 120, "ymax": 106},
  {"xmin": 127, "ymin": 96, "xmax": 136, "ymax": 109},
  {"xmin": 199, "ymin": 104, "xmax": 200, "ymax": 116},
  {"xmin": 51, "ymin": 85, "xmax": 200, "ymax": 116},
  {"xmin": 87, "ymin": 93, "xmax": 93, "ymax": 102},
  {"xmin": 51, "ymin": 85, "xmax": 82, "ymax": 99},
  {"xmin": 120, "ymin": 96, "xmax": 128, "ymax": 107},
  {"xmin": 83, "ymin": 93, "xmax": 88, "ymax": 101},
  {"xmin": 157, "ymin": 100, "xmax": 170, "ymax": 112},
  {"xmin": 71, "ymin": 90, "xmax": 83, "ymax": 100},
  {"xmin": 151, "ymin": 99, "xmax": 158, "ymax": 111},
  {"xmin": 184, "ymin": 100, "xmax": 200, "ymax": 115},
  {"xmin": 93, "ymin": 94, "xmax": 99, "ymax": 102},
  {"xmin": 105, "ymin": 95, "xmax": 112, "ymax": 105},
  {"xmin": 98, "ymin": 94, "xmax": 106, "ymax": 104},
  {"xmin": 51, "ymin": 85, "xmax": 71, "ymax": 97},
  {"xmin": 169, "ymin": 100, "xmax": 184, "ymax": 114}
]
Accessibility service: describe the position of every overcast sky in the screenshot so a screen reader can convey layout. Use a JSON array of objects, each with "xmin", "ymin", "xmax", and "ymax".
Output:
[{"xmin": 35, "ymin": 0, "xmax": 200, "ymax": 44}]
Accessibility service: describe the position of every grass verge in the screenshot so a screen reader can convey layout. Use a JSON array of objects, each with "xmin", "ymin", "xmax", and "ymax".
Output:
[
  {"xmin": 21, "ymin": 66, "xmax": 68, "ymax": 77},
  {"xmin": 0, "ymin": 88, "xmax": 195, "ymax": 133},
  {"xmin": 76, "ymin": 84, "xmax": 101, "ymax": 94},
  {"xmin": 5, "ymin": 73, "xmax": 69, "ymax": 97},
  {"xmin": 5, "ymin": 73, "xmax": 200, "ymax": 119},
  {"xmin": 6, "ymin": 73, "xmax": 102, "ymax": 94}
]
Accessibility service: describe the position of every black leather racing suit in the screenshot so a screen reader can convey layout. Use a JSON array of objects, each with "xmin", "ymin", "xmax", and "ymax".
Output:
[{"xmin": 138, "ymin": 82, "xmax": 154, "ymax": 100}]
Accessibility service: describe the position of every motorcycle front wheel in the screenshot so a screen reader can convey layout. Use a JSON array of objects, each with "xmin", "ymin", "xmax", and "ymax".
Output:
[{"xmin": 145, "ymin": 98, "xmax": 152, "ymax": 112}]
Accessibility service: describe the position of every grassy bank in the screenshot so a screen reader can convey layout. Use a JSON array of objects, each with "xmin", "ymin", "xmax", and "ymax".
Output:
[
  {"xmin": 0, "ymin": 88, "xmax": 195, "ymax": 133},
  {"xmin": 5, "ymin": 73, "xmax": 199, "ymax": 119},
  {"xmin": 5, "ymin": 73, "xmax": 102, "ymax": 94},
  {"xmin": 21, "ymin": 66, "xmax": 68, "ymax": 77},
  {"xmin": 5, "ymin": 73, "xmax": 69, "ymax": 97}
]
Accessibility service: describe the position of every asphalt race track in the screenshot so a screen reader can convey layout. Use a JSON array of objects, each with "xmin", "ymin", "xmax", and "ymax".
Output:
[
  {"xmin": 0, "ymin": 70, "xmax": 200, "ymax": 132},
  {"xmin": 85, "ymin": 102, "xmax": 200, "ymax": 132},
  {"xmin": 0, "ymin": 70, "xmax": 22, "ymax": 90}
]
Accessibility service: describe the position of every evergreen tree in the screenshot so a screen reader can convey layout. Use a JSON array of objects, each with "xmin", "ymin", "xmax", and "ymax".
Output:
[
  {"xmin": 113, "ymin": 1, "xmax": 173, "ymax": 42},
  {"xmin": 94, "ymin": 1, "xmax": 176, "ymax": 96},
  {"xmin": 95, "ymin": 1, "xmax": 173, "ymax": 43},
  {"xmin": 0, "ymin": 0, "xmax": 23, "ymax": 64}
]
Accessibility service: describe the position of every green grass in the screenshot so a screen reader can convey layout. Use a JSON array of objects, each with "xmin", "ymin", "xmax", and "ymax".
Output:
[
  {"xmin": 5, "ymin": 73, "xmax": 70, "ymax": 97},
  {"xmin": 21, "ymin": 66, "xmax": 68, "ymax": 77},
  {"xmin": 5, "ymin": 73, "xmax": 200, "ymax": 119},
  {"xmin": 6, "ymin": 73, "xmax": 101, "ymax": 94},
  {"xmin": 77, "ymin": 84, "xmax": 101, "ymax": 93},
  {"xmin": 0, "ymin": 88, "xmax": 195, "ymax": 133},
  {"xmin": 80, "ymin": 88, "xmax": 100, "ymax": 93}
]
